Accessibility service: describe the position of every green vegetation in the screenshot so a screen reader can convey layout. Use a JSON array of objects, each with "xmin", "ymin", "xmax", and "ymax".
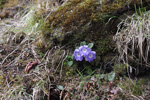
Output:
[
  {"xmin": 0, "ymin": 0, "xmax": 150, "ymax": 99},
  {"xmin": 0, "ymin": 0, "xmax": 5, "ymax": 9},
  {"xmin": 114, "ymin": 64, "xmax": 127, "ymax": 76},
  {"xmin": 119, "ymin": 77, "xmax": 149, "ymax": 96}
]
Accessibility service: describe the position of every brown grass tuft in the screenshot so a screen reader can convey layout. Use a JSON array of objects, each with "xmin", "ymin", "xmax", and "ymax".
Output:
[{"xmin": 114, "ymin": 11, "xmax": 150, "ymax": 74}]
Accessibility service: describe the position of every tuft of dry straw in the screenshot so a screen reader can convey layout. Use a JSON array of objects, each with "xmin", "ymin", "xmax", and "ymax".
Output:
[{"xmin": 114, "ymin": 11, "xmax": 150, "ymax": 70}]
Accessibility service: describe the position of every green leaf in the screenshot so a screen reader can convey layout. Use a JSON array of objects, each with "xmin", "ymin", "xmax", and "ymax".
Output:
[
  {"xmin": 80, "ymin": 41, "xmax": 86, "ymax": 46},
  {"xmin": 67, "ymin": 56, "xmax": 71, "ymax": 59},
  {"xmin": 108, "ymin": 71, "xmax": 115, "ymax": 82},
  {"xmin": 67, "ymin": 55, "xmax": 74, "ymax": 60},
  {"xmin": 57, "ymin": 85, "xmax": 64, "ymax": 90},
  {"xmin": 88, "ymin": 43, "xmax": 94, "ymax": 48},
  {"xmin": 63, "ymin": 62, "xmax": 67, "ymax": 66},
  {"xmin": 76, "ymin": 69, "xmax": 83, "ymax": 77},
  {"xmin": 71, "ymin": 55, "xmax": 74, "ymax": 59},
  {"xmin": 67, "ymin": 61, "xmax": 73, "ymax": 67},
  {"xmin": 76, "ymin": 46, "xmax": 79, "ymax": 49},
  {"xmin": 100, "ymin": 74, "xmax": 105, "ymax": 79}
]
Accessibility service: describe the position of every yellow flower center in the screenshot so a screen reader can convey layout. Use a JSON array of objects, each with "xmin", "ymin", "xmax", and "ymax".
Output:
[
  {"xmin": 77, "ymin": 53, "xmax": 80, "ymax": 57},
  {"xmin": 83, "ymin": 49, "xmax": 87, "ymax": 52},
  {"xmin": 89, "ymin": 54, "xmax": 93, "ymax": 58}
]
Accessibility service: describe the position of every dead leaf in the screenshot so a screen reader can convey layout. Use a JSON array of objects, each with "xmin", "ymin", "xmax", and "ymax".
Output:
[
  {"xmin": 110, "ymin": 87, "xmax": 119, "ymax": 95},
  {"xmin": 25, "ymin": 60, "xmax": 38, "ymax": 73}
]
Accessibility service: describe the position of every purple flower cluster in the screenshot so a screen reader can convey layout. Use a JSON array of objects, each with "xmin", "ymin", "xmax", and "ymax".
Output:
[{"xmin": 73, "ymin": 45, "xmax": 96, "ymax": 62}]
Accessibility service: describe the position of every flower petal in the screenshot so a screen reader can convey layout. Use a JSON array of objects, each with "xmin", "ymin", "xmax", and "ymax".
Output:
[
  {"xmin": 73, "ymin": 49, "xmax": 83, "ymax": 61},
  {"xmin": 85, "ymin": 51, "xmax": 96, "ymax": 62}
]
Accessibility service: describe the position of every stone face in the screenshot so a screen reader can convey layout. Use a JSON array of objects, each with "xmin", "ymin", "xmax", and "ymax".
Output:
[
  {"xmin": 35, "ymin": 0, "xmax": 150, "ymax": 69},
  {"xmin": 41, "ymin": 0, "xmax": 149, "ymax": 42},
  {"xmin": 2, "ymin": 0, "xmax": 150, "ymax": 63},
  {"xmin": 2, "ymin": 0, "xmax": 150, "ymax": 70}
]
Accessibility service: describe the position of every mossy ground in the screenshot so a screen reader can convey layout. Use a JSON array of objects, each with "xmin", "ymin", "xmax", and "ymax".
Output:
[{"xmin": 0, "ymin": 0, "xmax": 150, "ymax": 99}]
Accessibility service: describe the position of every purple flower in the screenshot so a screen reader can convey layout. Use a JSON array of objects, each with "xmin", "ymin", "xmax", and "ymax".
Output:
[
  {"xmin": 85, "ymin": 51, "xmax": 96, "ymax": 62},
  {"xmin": 73, "ymin": 49, "xmax": 83, "ymax": 61},
  {"xmin": 79, "ymin": 45, "xmax": 91, "ymax": 56}
]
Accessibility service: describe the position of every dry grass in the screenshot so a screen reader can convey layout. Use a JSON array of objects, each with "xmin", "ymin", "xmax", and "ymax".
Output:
[
  {"xmin": 0, "ymin": 1, "xmax": 70, "ymax": 99},
  {"xmin": 114, "ymin": 11, "xmax": 150, "ymax": 74},
  {"xmin": 0, "ymin": 27, "xmax": 68, "ymax": 99},
  {"xmin": 0, "ymin": 0, "xmax": 150, "ymax": 99}
]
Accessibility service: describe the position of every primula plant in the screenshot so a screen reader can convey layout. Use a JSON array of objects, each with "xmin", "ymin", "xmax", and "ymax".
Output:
[{"xmin": 73, "ymin": 42, "xmax": 96, "ymax": 62}]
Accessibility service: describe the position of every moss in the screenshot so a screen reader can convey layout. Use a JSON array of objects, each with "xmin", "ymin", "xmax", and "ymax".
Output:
[
  {"xmin": 46, "ymin": 0, "xmax": 99, "ymax": 30},
  {"xmin": 119, "ymin": 77, "xmax": 150, "ymax": 96},
  {"xmin": 40, "ymin": 0, "xmax": 100, "ymax": 43},
  {"xmin": 96, "ymin": 38, "xmax": 112, "ymax": 55},
  {"xmin": 2, "ymin": 0, "xmax": 39, "ymax": 8},
  {"xmin": 33, "ymin": 0, "xmax": 150, "ymax": 71},
  {"xmin": 114, "ymin": 64, "xmax": 127, "ymax": 76},
  {"xmin": 94, "ymin": 38, "xmax": 114, "ymax": 66},
  {"xmin": 60, "ymin": 64, "xmax": 76, "ymax": 80},
  {"xmin": 0, "ymin": 0, "xmax": 6, "ymax": 9},
  {"xmin": 37, "ymin": 0, "xmax": 147, "ymax": 47},
  {"xmin": 101, "ymin": 0, "xmax": 144, "ymax": 14}
]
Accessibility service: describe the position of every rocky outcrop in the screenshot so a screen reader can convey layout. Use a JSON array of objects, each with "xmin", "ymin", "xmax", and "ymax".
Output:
[{"xmin": 36, "ymin": 0, "xmax": 150, "ymax": 67}]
